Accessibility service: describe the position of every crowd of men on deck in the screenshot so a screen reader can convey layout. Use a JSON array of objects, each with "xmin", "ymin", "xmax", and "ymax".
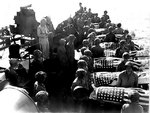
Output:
[{"xmin": 2, "ymin": 2, "xmax": 144, "ymax": 113}]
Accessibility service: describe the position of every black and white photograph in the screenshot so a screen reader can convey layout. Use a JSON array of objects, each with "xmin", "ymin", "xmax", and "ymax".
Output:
[{"xmin": 0, "ymin": 0, "xmax": 149, "ymax": 113}]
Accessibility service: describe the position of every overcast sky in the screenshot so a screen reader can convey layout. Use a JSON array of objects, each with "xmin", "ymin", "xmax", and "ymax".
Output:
[{"xmin": 0, "ymin": 0, "xmax": 150, "ymax": 30}]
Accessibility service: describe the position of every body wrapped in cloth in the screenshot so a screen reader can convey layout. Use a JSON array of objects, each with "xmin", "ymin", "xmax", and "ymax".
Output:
[
  {"xmin": 91, "ymin": 72, "xmax": 119, "ymax": 87},
  {"xmin": 90, "ymin": 87, "xmax": 149, "ymax": 110},
  {"xmin": 93, "ymin": 57, "xmax": 121, "ymax": 72},
  {"xmin": 91, "ymin": 71, "xmax": 150, "ymax": 88}
]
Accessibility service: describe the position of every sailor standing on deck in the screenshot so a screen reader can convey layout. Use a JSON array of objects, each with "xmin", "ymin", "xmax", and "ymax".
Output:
[
  {"xmin": 102, "ymin": 10, "xmax": 110, "ymax": 22},
  {"xmin": 37, "ymin": 18, "xmax": 50, "ymax": 59},
  {"xmin": 45, "ymin": 16, "xmax": 55, "ymax": 54},
  {"xmin": 78, "ymin": 2, "xmax": 84, "ymax": 13}
]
